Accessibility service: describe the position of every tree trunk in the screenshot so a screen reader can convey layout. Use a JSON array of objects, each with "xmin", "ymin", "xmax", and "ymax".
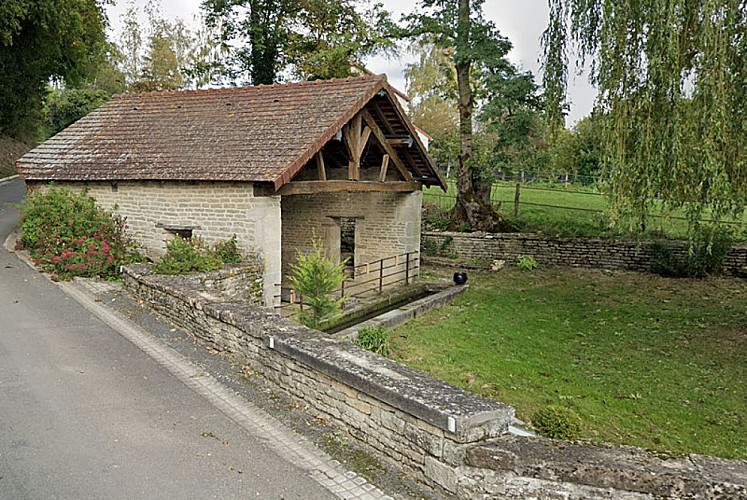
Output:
[{"xmin": 451, "ymin": 0, "xmax": 505, "ymax": 232}]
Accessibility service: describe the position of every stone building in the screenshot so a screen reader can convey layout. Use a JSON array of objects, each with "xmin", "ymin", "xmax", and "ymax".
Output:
[{"xmin": 16, "ymin": 75, "xmax": 446, "ymax": 305}]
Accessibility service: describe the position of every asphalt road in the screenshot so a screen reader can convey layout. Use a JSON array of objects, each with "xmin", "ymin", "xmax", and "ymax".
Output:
[{"xmin": 0, "ymin": 178, "xmax": 333, "ymax": 499}]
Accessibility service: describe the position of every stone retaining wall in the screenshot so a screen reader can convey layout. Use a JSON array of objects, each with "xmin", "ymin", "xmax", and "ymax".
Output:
[
  {"xmin": 122, "ymin": 264, "xmax": 514, "ymax": 493},
  {"xmin": 422, "ymin": 231, "xmax": 747, "ymax": 276},
  {"xmin": 122, "ymin": 264, "xmax": 747, "ymax": 498}
]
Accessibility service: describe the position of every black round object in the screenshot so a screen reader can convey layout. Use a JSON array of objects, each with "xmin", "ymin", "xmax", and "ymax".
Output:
[{"xmin": 453, "ymin": 272, "xmax": 468, "ymax": 285}]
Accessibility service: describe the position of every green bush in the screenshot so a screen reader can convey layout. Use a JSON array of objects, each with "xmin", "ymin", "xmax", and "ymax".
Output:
[
  {"xmin": 354, "ymin": 326, "xmax": 390, "ymax": 356},
  {"xmin": 19, "ymin": 187, "xmax": 143, "ymax": 280},
  {"xmin": 651, "ymin": 230, "xmax": 731, "ymax": 278},
  {"xmin": 213, "ymin": 235, "xmax": 242, "ymax": 264},
  {"xmin": 152, "ymin": 236, "xmax": 242, "ymax": 275},
  {"xmin": 422, "ymin": 202, "xmax": 452, "ymax": 231},
  {"xmin": 288, "ymin": 239, "xmax": 347, "ymax": 329},
  {"xmin": 517, "ymin": 254, "xmax": 539, "ymax": 271},
  {"xmin": 532, "ymin": 405, "xmax": 582, "ymax": 440}
]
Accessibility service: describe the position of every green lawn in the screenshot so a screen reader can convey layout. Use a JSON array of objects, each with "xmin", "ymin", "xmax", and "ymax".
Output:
[
  {"xmin": 390, "ymin": 266, "xmax": 747, "ymax": 459},
  {"xmin": 423, "ymin": 180, "xmax": 747, "ymax": 240}
]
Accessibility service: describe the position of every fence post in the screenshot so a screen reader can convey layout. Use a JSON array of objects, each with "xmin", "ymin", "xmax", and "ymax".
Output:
[
  {"xmin": 341, "ymin": 278, "xmax": 345, "ymax": 299},
  {"xmin": 514, "ymin": 182, "xmax": 521, "ymax": 217},
  {"xmin": 405, "ymin": 253, "xmax": 410, "ymax": 284},
  {"xmin": 379, "ymin": 260, "xmax": 384, "ymax": 293}
]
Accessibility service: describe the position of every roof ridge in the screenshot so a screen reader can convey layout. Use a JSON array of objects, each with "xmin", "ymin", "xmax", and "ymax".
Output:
[{"xmin": 112, "ymin": 74, "xmax": 387, "ymax": 100}]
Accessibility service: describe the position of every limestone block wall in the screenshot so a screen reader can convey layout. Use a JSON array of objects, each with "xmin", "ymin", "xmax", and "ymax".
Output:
[
  {"xmin": 122, "ymin": 263, "xmax": 514, "ymax": 493},
  {"xmin": 423, "ymin": 231, "xmax": 747, "ymax": 276},
  {"xmin": 27, "ymin": 180, "xmax": 282, "ymax": 304},
  {"xmin": 281, "ymin": 190, "xmax": 422, "ymax": 288},
  {"xmin": 122, "ymin": 264, "xmax": 747, "ymax": 498}
]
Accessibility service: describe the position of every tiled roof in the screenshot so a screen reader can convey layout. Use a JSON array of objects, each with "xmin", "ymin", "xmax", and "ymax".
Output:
[{"xmin": 17, "ymin": 75, "xmax": 444, "ymax": 190}]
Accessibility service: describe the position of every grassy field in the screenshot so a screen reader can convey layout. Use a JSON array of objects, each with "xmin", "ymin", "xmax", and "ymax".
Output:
[
  {"xmin": 390, "ymin": 266, "xmax": 747, "ymax": 459},
  {"xmin": 423, "ymin": 180, "xmax": 747, "ymax": 240}
]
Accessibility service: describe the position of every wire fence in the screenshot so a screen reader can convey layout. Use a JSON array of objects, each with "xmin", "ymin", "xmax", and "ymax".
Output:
[
  {"xmin": 424, "ymin": 178, "xmax": 747, "ymax": 231},
  {"xmin": 274, "ymin": 251, "xmax": 420, "ymax": 312}
]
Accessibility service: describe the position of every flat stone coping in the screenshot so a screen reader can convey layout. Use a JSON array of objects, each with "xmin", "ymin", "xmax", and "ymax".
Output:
[
  {"xmin": 265, "ymin": 324, "xmax": 514, "ymax": 439},
  {"xmin": 123, "ymin": 265, "xmax": 514, "ymax": 439}
]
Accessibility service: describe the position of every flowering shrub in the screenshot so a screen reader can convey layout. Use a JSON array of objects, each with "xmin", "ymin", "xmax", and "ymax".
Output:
[{"xmin": 19, "ymin": 187, "xmax": 143, "ymax": 280}]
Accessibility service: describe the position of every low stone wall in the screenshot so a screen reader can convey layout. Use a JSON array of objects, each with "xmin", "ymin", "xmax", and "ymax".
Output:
[
  {"xmin": 463, "ymin": 437, "xmax": 746, "ymax": 499},
  {"xmin": 122, "ymin": 264, "xmax": 747, "ymax": 498},
  {"xmin": 122, "ymin": 264, "xmax": 514, "ymax": 493},
  {"xmin": 422, "ymin": 231, "xmax": 747, "ymax": 276}
]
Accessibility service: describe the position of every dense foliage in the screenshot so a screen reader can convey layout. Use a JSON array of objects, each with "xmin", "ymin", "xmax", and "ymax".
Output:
[
  {"xmin": 650, "ymin": 228, "xmax": 732, "ymax": 278},
  {"xmin": 201, "ymin": 0, "xmax": 395, "ymax": 84},
  {"xmin": 532, "ymin": 405, "xmax": 582, "ymax": 440},
  {"xmin": 20, "ymin": 187, "xmax": 143, "ymax": 280},
  {"xmin": 0, "ymin": 0, "xmax": 109, "ymax": 139},
  {"xmin": 152, "ymin": 236, "xmax": 242, "ymax": 275},
  {"xmin": 43, "ymin": 88, "xmax": 110, "ymax": 137},
  {"xmin": 287, "ymin": 239, "xmax": 347, "ymax": 329},
  {"xmin": 543, "ymin": 0, "xmax": 747, "ymax": 238}
]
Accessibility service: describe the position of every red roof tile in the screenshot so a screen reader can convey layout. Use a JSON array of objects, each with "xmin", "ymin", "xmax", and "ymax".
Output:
[{"xmin": 17, "ymin": 75, "xmax": 444, "ymax": 190}]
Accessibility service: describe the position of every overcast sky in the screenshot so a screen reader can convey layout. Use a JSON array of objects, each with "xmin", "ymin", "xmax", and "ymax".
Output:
[{"xmin": 106, "ymin": 0, "xmax": 596, "ymax": 125}]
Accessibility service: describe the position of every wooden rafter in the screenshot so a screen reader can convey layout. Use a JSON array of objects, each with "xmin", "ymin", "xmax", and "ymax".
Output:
[
  {"xmin": 342, "ymin": 114, "xmax": 371, "ymax": 181},
  {"xmin": 360, "ymin": 109, "xmax": 414, "ymax": 182},
  {"xmin": 402, "ymin": 149, "xmax": 424, "ymax": 177},
  {"xmin": 371, "ymin": 102, "xmax": 397, "ymax": 136}
]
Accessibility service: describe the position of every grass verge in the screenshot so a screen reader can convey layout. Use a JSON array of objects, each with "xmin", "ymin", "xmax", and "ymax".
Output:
[{"xmin": 390, "ymin": 266, "xmax": 747, "ymax": 459}]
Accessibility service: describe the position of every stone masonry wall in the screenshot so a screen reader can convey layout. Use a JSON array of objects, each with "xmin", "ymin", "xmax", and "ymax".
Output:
[
  {"xmin": 122, "ymin": 263, "xmax": 514, "ymax": 495},
  {"xmin": 123, "ymin": 264, "xmax": 747, "ymax": 498},
  {"xmin": 27, "ymin": 180, "xmax": 282, "ymax": 304},
  {"xmin": 423, "ymin": 231, "xmax": 747, "ymax": 276},
  {"xmin": 281, "ymin": 191, "xmax": 422, "ymax": 289}
]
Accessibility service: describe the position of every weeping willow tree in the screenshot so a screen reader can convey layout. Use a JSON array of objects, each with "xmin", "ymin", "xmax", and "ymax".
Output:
[{"xmin": 543, "ymin": 1, "xmax": 747, "ymax": 239}]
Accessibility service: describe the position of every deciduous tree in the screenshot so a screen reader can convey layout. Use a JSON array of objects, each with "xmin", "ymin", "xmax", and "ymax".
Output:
[
  {"xmin": 403, "ymin": 0, "xmax": 517, "ymax": 231},
  {"xmin": 201, "ymin": 0, "xmax": 396, "ymax": 84},
  {"xmin": 543, "ymin": 0, "xmax": 747, "ymax": 235},
  {"xmin": 287, "ymin": 0, "xmax": 397, "ymax": 80},
  {"xmin": 0, "ymin": 0, "xmax": 108, "ymax": 139}
]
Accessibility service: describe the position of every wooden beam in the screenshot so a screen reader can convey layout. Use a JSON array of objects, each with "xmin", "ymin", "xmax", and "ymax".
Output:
[
  {"xmin": 360, "ymin": 109, "xmax": 414, "ymax": 182},
  {"xmin": 342, "ymin": 114, "xmax": 372, "ymax": 181},
  {"xmin": 388, "ymin": 136, "xmax": 412, "ymax": 147},
  {"xmin": 378, "ymin": 154, "xmax": 390, "ymax": 182},
  {"xmin": 316, "ymin": 151, "xmax": 326, "ymax": 181},
  {"xmin": 274, "ymin": 180, "xmax": 421, "ymax": 196},
  {"xmin": 371, "ymin": 102, "xmax": 397, "ymax": 136}
]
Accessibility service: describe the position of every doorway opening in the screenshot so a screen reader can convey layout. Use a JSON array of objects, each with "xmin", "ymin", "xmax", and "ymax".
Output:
[{"xmin": 340, "ymin": 217, "xmax": 356, "ymax": 277}]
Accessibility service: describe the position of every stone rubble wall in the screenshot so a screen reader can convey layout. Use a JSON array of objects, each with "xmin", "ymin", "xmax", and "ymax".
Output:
[
  {"xmin": 462, "ymin": 437, "xmax": 746, "ymax": 499},
  {"xmin": 122, "ymin": 264, "xmax": 747, "ymax": 498},
  {"xmin": 422, "ymin": 231, "xmax": 747, "ymax": 276}
]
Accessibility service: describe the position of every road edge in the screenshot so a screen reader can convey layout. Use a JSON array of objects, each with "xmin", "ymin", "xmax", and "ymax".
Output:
[
  {"xmin": 3, "ymin": 229, "xmax": 391, "ymax": 500},
  {"xmin": 0, "ymin": 174, "xmax": 19, "ymax": 186}
]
